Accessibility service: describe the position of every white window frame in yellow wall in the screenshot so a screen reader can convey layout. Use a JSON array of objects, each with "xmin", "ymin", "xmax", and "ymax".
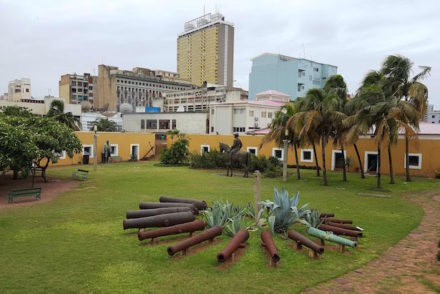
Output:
[
  {"xmin": 247, "ymin": 147, "xmax": 258, "ymax": 156},
  {"xmin": 404, "ymin": 153, "xmax": 422, "ymax": 170},
  {"xmin": 201, "ymin": 145, "xmax": 210, "ymax": 155},
  {"xmin": 300, "ymin": 149, "xmax": 313, "ymax": 163},
  {"xmin": 82, "ymin": 144, "xmax": 94, "ymax": 158},
  {"xmin": 110, "ymin": 144, "xmax": 119, "ymax": 157},
  {"xmin": 272, "ymin": 148, "xmax": 284, "ymax": 160},
  {"xmin": 130, "ymin": 144, "xmax": 140, "ymax": 160}
]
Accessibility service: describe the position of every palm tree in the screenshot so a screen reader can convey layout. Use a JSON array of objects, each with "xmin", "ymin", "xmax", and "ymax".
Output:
[
  {"xmin": 47, "ymin": 100, "xmax": 81, "ymax": 130},
  {"xmin": 261, "ymin": 102, "xmax": 302, "ymax": 180},
  {"xmin": 380, "ymin": 55, "xmax": 431, "ymax": 181}
]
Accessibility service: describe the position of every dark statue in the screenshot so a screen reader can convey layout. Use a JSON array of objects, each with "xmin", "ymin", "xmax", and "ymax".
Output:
[{"xmin": 219, "ymin": 134, "xmax": 250, "ymax": 177}]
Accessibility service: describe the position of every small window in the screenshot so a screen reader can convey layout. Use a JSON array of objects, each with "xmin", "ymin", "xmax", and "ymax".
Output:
[
  {"xmin": 405, "ymin": 153, "xmax": 422, "ymax": 169},
  {"xmin": 268, "ymin": 112, "xmax": 273, "ymax": 118},
  {"xmin": 141, "ymin": 120, "xmax": 145, "ymax": 130},
  {"xmin": 54, "ymin": 151, "xmax": 66, "ymax": 160},
  {"xmin": 147, "ymin": 119, "xmax": 157, "ymax": 129},
  {"xmin": 82, "ymin": 145, "xmax": 93, "ymax": 158},
  {"xmin": 272, "ymin": 148, "xmax": 284, "ymax": 160},
  {"xmin": 261, "ymin": 111, "xmax": 267, "ymax": 118},
  {"xmin": 201, "ymin": 145, "xmax": 210, "ymax": 154},
  {"xmin": 247, "ymin": 147, "xmax": 257, "ymax": 156},
  {"xmin": 301, "ymin": 149, "xmax": 313, "ymax": 163},
  {"xmin": 159, "ymin": 120, "xmax": 170, "ymax": 130},
  {"xmin": 110, "ymin": 144, "xmax": 118, "ymax": 156},
  {"xmin": 314, "ymin": 68, "xmax": 319, "ymax": 72},
  {"xmin": 211, "ymin": 126, "xmax": 214, "ymax": 133},
  {"xmin": 172, "ymin": 119, "xmax": 176, "ymax": 130},
  {"xmin": 432, "ymin": 115, "xmax": 435, "ymax": 118},
  {"xmin": 249, "ymin": 110, "xmax": 254, "ymax": 117}
]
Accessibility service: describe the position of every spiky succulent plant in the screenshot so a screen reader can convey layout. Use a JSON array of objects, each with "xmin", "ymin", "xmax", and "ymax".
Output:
[
  {"xmin": 202, "ymin": 200, "xmax": 245, "ymax": 228},
  {"xmin": 304, "ymin": 208, "xmax": 323, "ymax": 228},
  {"xmin": 259, "ymin": 188, "xmax": 309, "ymax": 233}
]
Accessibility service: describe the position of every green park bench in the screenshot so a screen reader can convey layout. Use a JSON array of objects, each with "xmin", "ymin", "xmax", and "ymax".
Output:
[
  {"xmin": 72, "ymin": 169, "xmax": 89, "ymax": 180},
  {"xmin": 110, "ymin": 156, "xmax": 122, "ymax": 163},
  {"xmin": 9, "ymin": 188, "xmax": 41, "ymax": 203}
]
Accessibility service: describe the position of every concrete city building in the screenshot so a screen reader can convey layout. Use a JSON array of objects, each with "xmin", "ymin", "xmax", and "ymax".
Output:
[
  {"xmin": 209, "ymin": 90, "xmax": 288, "ymax": 135},
  {"xmin": 162, "ymin": 85, "xmax": 247, "ymax": 112},
  {"xmin": 177, "ymin": 12, "xmax": 234, "ymax": 88},
  {"xmin": 81, "ymin": 112, "xmax": 123, "ymax": 131},
  {"xmin": 248, "ymin": 53, "xmax": 337, "ymax": 100},
  {"xmin": 123, "ymin": 112, "xmax": 208, "ymax": 134},
  {"xmin": 96, "ymin": 65, "xmax": 194, "ymax": 112},
  {"xmin": 424, "ymin": 104, "xmax": 440, "ymax": 123},
  {"xmin": 0, "ymin": 96, "xmax": 81, "ymax": 117},
  {"xmin": 59, "ymin": 73, "xmax": 98, "ymax": 106},
  {"xmin": 7, "ymin": 78, "xmax": 31, "ymax": 101}
]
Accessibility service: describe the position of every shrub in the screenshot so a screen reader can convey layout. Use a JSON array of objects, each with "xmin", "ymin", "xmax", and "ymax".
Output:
[
  {"xmin": 250, "ymin": 155, "xmax": 269, "ymax": 172},
  {"xmin": 189, "ymin": 150, "xmax": 225, "ymax": 169},
  {"xmin": 264, "ymin": 164, "xmax": 282, "ymax": 178},
  {"xmin": 160, "ymin": 135, "xmax": 189, "ymax": 165},
  {"xmin": 268, "ymin": 156, "xmax": 281, "ymax": 166},
  {"xmin": 437, "ymin": 251, "xmax": 440, "ymax": 261},
  {"xmin": 435, "ymin": 171, "xmax": 440, "ymax": 179}
]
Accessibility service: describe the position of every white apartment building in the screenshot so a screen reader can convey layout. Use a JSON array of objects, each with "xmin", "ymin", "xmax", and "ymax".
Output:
[
  {"xmin": 81, "ymin": 112, "xmax": 123, "ymax": 131},
  {"xmin": 0, "ymin": 96, "xmax": 81, "ymax": 117},
  {"xmin": 425, "ymin": 104, "xmax": 440, "ymax": 123},
  {"xmin": 7, "ymin": 78, "xmax": 31, "ymax": 101},
  {"xmin": 162, "ymin": 85, "xmax": 248, "ymax": 112}
]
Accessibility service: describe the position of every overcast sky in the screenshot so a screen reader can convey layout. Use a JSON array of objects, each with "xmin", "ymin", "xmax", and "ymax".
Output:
[{"xmin": 1, "ymin": 0, "xmax": 439, "ymax": 106}]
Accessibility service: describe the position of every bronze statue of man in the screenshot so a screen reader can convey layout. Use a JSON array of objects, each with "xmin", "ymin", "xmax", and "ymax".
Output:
[{"xmin": 230, "ymin": 133, "xmax": 243, "ymax": 163}]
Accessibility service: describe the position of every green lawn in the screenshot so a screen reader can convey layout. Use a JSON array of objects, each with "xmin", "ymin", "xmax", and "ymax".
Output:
[{"xmin": 1, "ymin": 162, "xmax": 439, "ymax": 293}]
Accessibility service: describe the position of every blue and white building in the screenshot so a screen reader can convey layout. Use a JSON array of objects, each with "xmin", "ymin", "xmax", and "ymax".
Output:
[{"xmin": 248, "ymin": 53, "xmax": 337, "ymax": 100}]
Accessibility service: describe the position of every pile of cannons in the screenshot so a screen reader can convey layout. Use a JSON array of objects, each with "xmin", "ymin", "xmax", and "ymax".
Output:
[{"xmin": 123, "ymin": 198, "xmax": 364, "ymax": 265}]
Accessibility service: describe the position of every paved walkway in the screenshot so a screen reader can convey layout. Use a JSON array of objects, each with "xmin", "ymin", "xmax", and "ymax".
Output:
[{"xmin": 304, "ymin": 193, "xmax": 440, "ymax": 294}]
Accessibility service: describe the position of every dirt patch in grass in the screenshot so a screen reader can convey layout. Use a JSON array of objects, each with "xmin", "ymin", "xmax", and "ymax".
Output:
[
  {"xmin": 0, "ymin": 175, "xmax": 79, "ymax": 208},
  {"xmin": 303, "ymin": 192, "xmax": 440, "ymax": 293}
]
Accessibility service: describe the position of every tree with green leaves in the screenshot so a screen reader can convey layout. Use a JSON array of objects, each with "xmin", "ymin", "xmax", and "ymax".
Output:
[
  {"xmin": 92, "ymin": 118, "xmax": 118, "ymax": 132},
  {"xmin": 47, "ymin": 99, "xmax": 81, "ymax": 131}
]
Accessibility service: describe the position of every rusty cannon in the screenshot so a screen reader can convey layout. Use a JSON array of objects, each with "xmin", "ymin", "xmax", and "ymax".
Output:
[
  {"xmin": 327, "ymin": 221, "xmax": 363, "ymax": 232},
  {"xmin": 139, "ymin": 202, "xmax": 198, "ymax": 214},
  {"xmin": 123, "ymin": 211, "xmax": 195, "ymax": 230},
  {"xmin": 217, "ymin": 230, "xmax": 249, "ymax": 263},
  {"xmin": 260, "ymin": 231, "xmax": 280, "ymax": 264},
  {"xmin": 319, "ymin": 213, "xmax": 334, "ymax": 218},
  {"xmin": 138, "ymin": 220, "xmax": 206, "ymax": 241},
  {"xmin": 159, "ymin": 196, "xmax": 207, "ymax": 211},
  {"xmin": 318, "ymin": 224, "xmax": 363, "ymax": 238},
  {"xmin": 288, "ymin": 230, "xmax": 324, "ymax": 257},
  {"xmin": 127, "ymin": 207, "xmax": 193, "ymax": 219},
  {"xmin": 167, "ymin": 226, "xmax": 223, "ymax": 256},
  {"xmin": 321, "ymin": 218, "xmax": 353, "ymax": 224}
]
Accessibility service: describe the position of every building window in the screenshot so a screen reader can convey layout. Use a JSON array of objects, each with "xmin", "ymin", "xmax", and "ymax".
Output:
[
  {"xmin": 159, "ymin": 120, "xmax": 170, "ymax": 130},
  {"xmin": 297, "ymin": 83, "xmax": 305, "ymax": 92},
  {"xmin": 147, "ymin": 119, "xmax": 157, "ymax": 129},
  {"xmin": 172, "ymin": 119, "xmax": 176, "ymax": 130},
  {"xmin": 405, "ymin": 153, "xmax": 422, "ymax": 169},
  {"xmin": 331, "ymin": 150, "xmax": 347, "ymax": 171},
  {"xmin": 272, "ymin": 148, "xmax": 284, "ymax": 160},
  {"xmin": 110, "ymin": 144, "xmax": 118, "ymax": 156},
  {"xmin": 247, "ymin": 147, "xmax": 258, "ymax": 156},
  {"xmin": 54, "ymin": 150, "xmax": 66, "ymax": 160},
  {"xmin": 82, "ymin": 145, "xmax": 93, "ymax": 158},
  {"xmin": 211, "ymin": 126, "xmax": 214, "ymax": 133},
  {"xmin": 261, "ymin": 111, "xmax": 267, "ymax": 118},
  {"xmin": 268, "ymin": 112, "xmax": 273, "ymax": 118},
  {"xmin": 314, "ymin": 68, "xmax": 319, "ymax": 72},
  {"xmin": 301, "ymin": 149, "xmax": 313, "ymax": 163},
  {"xmin": 233, "ymin": 127, "xmax": 246, "ymax": 133},
  {"xmin": 249, "ymin": 110, "xmax": 254, "ymax": 117},
  {"xmin": 432, "ymin": 115, "xmax": 435, "ymax": 118},
  {"xmin": 201, "ymin": 145, "xmax": 210, "ymax": 154},
  {"xmin": 141, "ymin": 120, "xmax": 145, "ymax": 130}
]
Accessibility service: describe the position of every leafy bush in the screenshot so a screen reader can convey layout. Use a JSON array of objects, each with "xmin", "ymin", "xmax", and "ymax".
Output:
[
  {"xmin": 436, "ymin": 171, "xmax": 440, "ymax": 179},
  {"xmin": 250, "ymin": 155, "xmax": 269, "ymax": 172},
  {"xmin": 160, "ymin": 135, "xmax": 189, "ymax": 165},
  {"xmin": 264, "ymin": 164, "xmax": 282, "ymax": 178},
  {"xmin": 189, "ymin": 150, "xmax": 225, "ymax": 169},
  {"xmin": 259, "ymin": 188, "xmax": 309, "ymax": 234}
]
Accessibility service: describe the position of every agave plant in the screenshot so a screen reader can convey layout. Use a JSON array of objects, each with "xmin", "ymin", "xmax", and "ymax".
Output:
[
  {"xmin": 224, "ymin": 216, "xmax": 244, "ymax": 237},
  {"xmin": 304, "ymin": 208, "xmax": 323, "ymax": 228},
  {"xmin": 202, "ymin": 200, "xmax": 246, "ymax": 228},
  {"xmin": 259, "ymin": 188, "xmax": 309, "ymax": 233}
]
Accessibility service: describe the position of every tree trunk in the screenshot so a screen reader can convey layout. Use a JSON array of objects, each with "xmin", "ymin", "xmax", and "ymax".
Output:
[
  {"xmin": 321, "ymin": 133, "xmax": 327, "ymax": 186},
  {"xmin": 294, "ymin": 143, "xmax": 300, "ymax": 180},
  {"xmin": 353, "ymin": 143, "xmax": 365, "ymax": 179},
  {"xmin": 312, "ymin": 141, "xmax": 320, "ymax": 177},
  {"xmin": 377, "ymin": 141, "xmax": 382, "ymax": 189},
  {"xmin": 341, "ymin": 143, "xmax": 347, "ymax": 182},
  {"xmin": 405, "ymin": 135, "xmax": 411, "ymax": 182},
  {"xmin": 388, "ymin": 141, "xmax": 395, "ymax": 184}
]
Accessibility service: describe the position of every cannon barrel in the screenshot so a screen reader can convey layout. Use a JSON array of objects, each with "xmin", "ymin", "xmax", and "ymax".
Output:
[
  {"xmin": 322, "ymin": 218, "xmax": 353, "ymax": 224},
  {"xmin": 261, "ymin": 231, "xmax": 281, "ymax": 263},
  {"xmin": 127, "ymin": 207, "xmax": 193, "ymax": 219},
  {"xmin": 287, "ymin": 230, "xmax": 324, "ymax": 254},
  {"xmin": 167, "ymin": 226, "xmax": 223, "ymax": 256},
  {"xmin": 319, "ymin": 224, "xmax": 363, "ymax": 238},
  {"xmin": 139, "ymin": 202, "xmax": 198, "ymax": 214},
  {"xmin": 319, "ymin": 213, "xmax": 334, "ymax": 218},
  {"xmin": 307, "ymin": 227, "xmax": 357, "ymax": 248},
  {"xmin": 138, "ymin": 220, "xmax": 206, "ymax": 241},
  {"xmin": 327, "ymin": 221, "xmax": 363, "ymax": 232},
  {"xmin": 217, "ymin": 230, "xmax": 249, "ymax": 262},
  {"xmin": 123, "ymin": 212, "xmax": 195, "ymax": 230},
  {"xmin": 159, "ymin": 196, "xmax": 207, "ymax": 211}
]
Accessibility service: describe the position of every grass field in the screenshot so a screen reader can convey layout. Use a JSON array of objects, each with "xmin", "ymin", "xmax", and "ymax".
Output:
[{"xmin": 1, "ymin": 162, "xmax": 439, "ymax": 293}]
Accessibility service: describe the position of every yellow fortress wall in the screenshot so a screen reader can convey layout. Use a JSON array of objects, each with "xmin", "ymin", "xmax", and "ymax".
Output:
[{"xmin": 54, "ymin": 132, "xmax": 440, "ymax": 178}]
